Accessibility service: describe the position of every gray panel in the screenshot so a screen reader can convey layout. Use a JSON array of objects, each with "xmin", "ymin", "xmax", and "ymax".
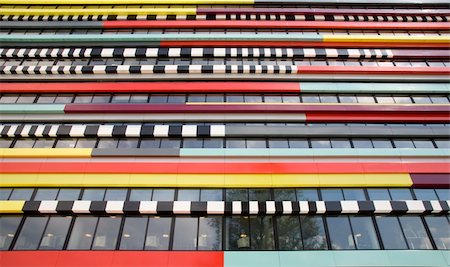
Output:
[
  {"xmin": 91, "ymin": 148, "xmax": 180, "ymax": 157},
  {"xmin": 390, "ymin": 127, "xmax": 435, "ymax": 137}
]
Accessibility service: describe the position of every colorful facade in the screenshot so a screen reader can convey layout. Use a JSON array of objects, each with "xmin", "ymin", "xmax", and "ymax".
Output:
[{"xmin": 0, "ymin": 0, "xmax": 449, "ymax": 266}]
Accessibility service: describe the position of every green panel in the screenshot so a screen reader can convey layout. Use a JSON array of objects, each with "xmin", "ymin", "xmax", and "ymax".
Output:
[
  {"xmin": 387, "ymin": 251, "xmax": 448, "ymax": 267},
  {"xmin": 300, "ymin": 82, "xmax": 450, "ymax": 93},
  {"xmin": 333, "ymin": 251, "xmax": 390, "ymax": 266},
  {"xmin": 441, "ymin": 251, "xmax": 450, "ymax": 266},
  {"xmin": 0, "ymin": 104, "xmax": 65, "ymax": 114},
  {"xmin": 225, "ymin": 252, "xmax": 280, "ymax": 267},
  {"xmin": 278, "ymin": 251, "xmax": 335, "ymax": 267}
]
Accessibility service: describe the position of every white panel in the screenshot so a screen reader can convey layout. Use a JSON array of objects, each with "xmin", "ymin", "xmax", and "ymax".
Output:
[
  {"xmin": 340, "ymin": 201, "xmax": 359, "ymax": 213},
  {"xmin": 97, "ymin": 125, "xmax": 114, "ymax": 137},
  {"xmin": 38, "ymin": 201, "xmax": 58, "ymax": 213},
  {"xmin": 430, "ymin": 200, "xmax": 443, "ymax": 213},
  {"xmin": 101, "ymin": 48, "xmax": 114, "ymax": 57},
  {"xmin": 207, "ymin": 201, "xmax": 224, "ymax": 214},
  {"xmin": 69, "ymin": 125, "xmax": 86, "ymax": 137},
  {"xmin": 153, "ymin": 125, "xmax": 169, "ymax": 137},
  {"xmin": 168, "ymin": 48, "xmax": 181, "ymax": 57},
  {"xmin": 140, "ymin": 65, "xmax": 153, "ymax": 74},
  {"xmin": 249, "ymin": 201, "xmax": 259, "ymax": 215},
  {"xmin": 326, "ymin": 48, "xmax": 339, "ymax": 58},
  {"xmin": 191, "ymin": 48, "xmax": 203, "ymax": 57},
  {"xmin": 316, "ymin": 201, "xmax": 326, "ymax": 214},
  {"xmin": 303, "ymin": 48, "xmax": 316, "ymax": 57},
  {"xmin": 146, "ymin": 48, "xmax": 158, "ymax": 57},
  {"xmin": 347, "ymin": 49, "xmax": 360, "ymax": 58},
  {"xmin": 116, "ymin": 65, "xmax": 130, "ymax": 74},
  {"xmin": 6, "ymin": 125, "xmax": 18, "ymax": 137},
  {"xmin": 405, "ymin": 200, "xmax": 425, "ymax": 213},
  {"xmin": 266, "ymin": 201, "xmax": 276, "ymax": 214},
  {"xmin": 72, "ymin": 201, "xmax": 91, "ymax": 213},
  {"xmin": 125, "ymin": 125, "xmax": 141, "ymax": 137},
  {"xmin": 164, "ymin": 65, "xmax": 178, "ymax": 74},
  {"xmin": 210, "ymin": 125, "xmax": 225, "ymax": 137},
  {"xmin": 299, "ymin": 201, "xmax": 309, "ymax": 214},
  {"xmin": 173, "ymin": 201, "xmax": 191, "ymax": 214},
  {"xmin": 92, "ymin": 65, "xmax": 106, "ymax": 74},
  {"xmin": 215, "ymin": 48, "xmax": 226, "ymax": 57},
  {"xmin": 105, "ymin": 201, "xmax": 124, "ymax": 214},
  {"xmin": 123, "ymin": 48, "xmax": 137, "ymax": 57},
  {"xmin": 213, "ymin": 65, "xmax": 226, "ymax": 74},
  {"xmin": 139, "ymin": 201, "xmax": 158, "ymax": 214},
  {"xmin": 181, "ymin": 125, "xmax": 197, "ymax": 137},
  {"xmin": 232, "ymin": 201, "xmax": 241, "ymax": 214},
  {"xmin": 373, "ymin": 201, "xmax": 393, "ymax": 213},
  {"xmin": 48, "ymin": 125, "xmax": 59, "ymax": 137},
  {"xmin": 282, "ymin": 201, "xmax": 292, "ymax": 214},
  {"xmin": 189, "ymin": 65, "xmax": 202, "ymax": 74},
  {"xmin": 34, "ymin": 125, "xmax": 46, "ymax": 137}
]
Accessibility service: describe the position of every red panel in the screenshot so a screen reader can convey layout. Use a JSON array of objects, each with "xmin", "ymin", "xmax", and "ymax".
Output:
[
  {"xmin": 0, "ymin": 252, "xmax": 223, "ymax": 267},
  {"xmin": 296, "ymin": 66, "xmax": 450, "ymax": 75},
  {"xmin": 0, "ymin": 82, "xmax": 300, "ymax": 93},
  {"xmin": 306, "ymin": 113, "xmax": 450, "ymax": 123},
  {"xmin": 196, "ymin": 8, "xmax": 450, "ymax": 15},
  {"xmin": 1, "ymin": 162, "xmax": 449, "ymax": 174},
  {"xmin": 103, "ymin": 20, "xmax": 450, "ymax": 30},
  {"xmin": 411, "ymin": 173, "xmax": 450, "ymax": 188}
]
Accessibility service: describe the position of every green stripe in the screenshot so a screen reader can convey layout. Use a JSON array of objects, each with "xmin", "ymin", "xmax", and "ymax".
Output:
[
  {"xmin": 180, "ymin": 148, "xmax": 450, "ymax": 157},
  {"xmin": 0, "ymin": 104, "xmax": 65, "ymax": 114},
  {"xmin": 300, "ymin": 82, "xmax": 450, "ymax": 93},
  {"xmin": 0, "ymin": 33, "xmax": 324, "ymax": 43}
]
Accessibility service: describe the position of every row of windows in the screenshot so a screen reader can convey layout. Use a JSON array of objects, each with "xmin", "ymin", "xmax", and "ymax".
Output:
[
  {"xmin": 2, "ymin": 138, "xmax": 449, "ymax": 149},
  {"xmin": 1, "ymin": 187, "xmax": 448, "ymax": 202},
  {"xmin": 1, "ymin": 93, "xmax": 448, "ymax": 104},
  {"xmin": 1, "ymin": 215, "xmax": 449, "ymax": 251}
]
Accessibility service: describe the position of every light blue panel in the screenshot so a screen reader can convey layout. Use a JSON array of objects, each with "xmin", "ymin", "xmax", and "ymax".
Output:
[
  {"xmin": 278, "ymin": 251, "xmax": 335, "ymax": 267},
  {"xmin": 300, "ymin": 82, "xmax": 450, "ymax": 93},
  {"xmin": 387, "ymin": 250, "xmax": 448, "ymax": 267},
  {"xmin": 441, "ymin": 251, "xmax": 450, "ymax": 266},
  {"xmin": 225, "ymin": 252, "xmax": 280, "ymax": 267},
  {"xmin": 332, "ymin": 251, "xmax": 390, "ymax": 266},
  {"xmin": 180, "ymin": 148, "xmax": 225, "ymax": 156},
  {"xmin": 0, "ymin": 104, "xmax": 65, "ymax": 114}
]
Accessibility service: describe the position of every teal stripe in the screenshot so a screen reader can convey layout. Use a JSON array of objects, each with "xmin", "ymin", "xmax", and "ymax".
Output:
[
  {"xmin": 0, "ymin": 104, "xmax": 65, "ymax": 114},
  {"xmin": 225, "ymin": 251, "xmax": 450, "ymax": 267},
  {"xmin": 180, "ymin": 148, "xmax": 450, "ymax": 157},
  {"xmin": 300, "ymin": 82, "xmax": 450, "ymax": 93},
  {"xmin": 0, "ymin": 33, "xmax": 324, "ymax": 43}
]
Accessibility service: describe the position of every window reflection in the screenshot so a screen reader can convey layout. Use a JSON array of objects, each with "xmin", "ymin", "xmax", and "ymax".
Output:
[
  {"xmin": 424, "ymin": 216, "xmax": 450, "ymax": 249},
  {"xmin": 14, "ymin": 217, "xmax": 48, "ymax": 250},
  {"xmin": 398, "ymin": 216, "xmax": 433, "ymax": 250},
  {"xmin": 250, "ymin": 216, "xmax": 275, "ymax": 250},
  {"xmin": 172, "ymin": 217, "xmax": 198, "ymax": 250},
  {"xmin": 198, "ymin": 217, "xmax": 222, "ymax": 250},
  {"xmin": 39, "ymin": 216, "xmax": 71, "ymax": 250},
  {"xmin": 301, "ymin": 216, "xmax": 328, "ymax": 250},
  {"xmin": 349, "ymin": 216, "xmax": 380, "ymax": 250},
  {"xmin": 145, "ymin": 217, "xmax": 171, "ymax": 250},
  {"xmin": 92, "ymin": 216, "xmax": 121, "ymax": 250},
  {"xmin": 119, "ymin": 217, "xmax": 147, "ymax": 250},
  {"xmin": 0, "ymin": 216, "xmax": 22, "ymax": 250},
  {"xmin": 326, "ymin": 216, "xmax": 355, "ymax": 250},
  {"xmin": 375, "ymin": 216, "xmax": 408, "ymax": 249},
  {"xmin": 67, "ymin": 217, "xmax": 97, "ymax": 250},
  {"xmin": 277, "ymin": 216, "xmax": 302, "ymax": 250},
  {"xmin": 226, "ymin": 216, "xmax": 250, "ymax": 250}
]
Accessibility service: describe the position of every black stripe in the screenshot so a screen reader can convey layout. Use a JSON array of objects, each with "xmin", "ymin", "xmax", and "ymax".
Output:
[
  {"xmin": 274, "ymin": 201, "xmax": 283, "ymax": 215},
  {"xmin": 153, "ymin": 65, "xmax": 165, "ymax": 73},
  {"xmin": 292, "ymin": 201, "xmax": 300, "ymax": 214},
  {"xmin": 56, "ymin": 125, "xmax": 71, "ymax": 137},
  {"xmin": 202, "ymin": 65, "xmax": 214, "ymax": 74},
  {"xmin": 423, "ymin": 201, "xmax": 433, "ymax": 214},
  {"xmin": 129, "ymin": 66, "xmax": 141, "ymax": 74},
  {"xmin": 22, "ymin": 201, "xmax": 41, "ymax": 214},
  {"xmin": 177, "ymin": 65, "xmax": 189, "ymax": 74},
  {"xmin": 390, "ymin": 201, "xmax": 408, "ymax": 214},
  {"xmin": 140, "ymin": 125, "xmax": 154, "ymax": 137},
  {"xmin": 225, "ymin": 202, "xmax": 232, "ymax": 215},
  {"xmin": 113, "ymin": 48, "xmax": 124, "ymax": 57},
  {"xmin": 203, "ymin": 48, "xmax": 214, "ymax": 57},
  {"xmin": 14, "ymin": 124, "xmax": 24, "ymax": 136},
  {"xmin": 358, "ymin": 201, "xmax": 375, "ymax": 213},
  {"xmin": 81, "ymin": 66, "xmax": 94, "ymax": 74},
  {"xmin": 157, "ymin": 201, "xmax": 173, "ymax": 215},
  {"xmin": 42, "ymin": 125, "xmax": 52, "ymax": 137},
  {"xmin": 105, "ymin": 66, "xmax": 117, "ymax": 74},
  {"xmin": 158, "ymin": 48, "xmax": 169, "ymax": 57},
  {"xmin": 28, "ymin": 125, "xmax": 38, "ymax": 137},
  {"xmin": 84, "ymin": 125, "xmax": 99, "ymax": 137},
  {"xmin": 258, "ymin": 202, "xmax": 266, "ymax": 215},
  {"xmin": 325, "ymin": 201, "xmax": 341, "ymax": 214},
  {"xmin": 135, "ymin": 48, "xmax": 146, "ymax": 57},
  {"xmin": 308, "ymin": 201, "xmax": 317, "ymax": 214},
  {"xmin": 241, "ymin": 202, "xmax": 249, "ymax": 215},
  {"xmin": 180, "ymin": 48, "xmax": 191, "ymax": 58},
  {"xmin": 197, "ymin": 126, "xmax": 210, "ymax": 137},
  {"xmin": 439, "ymin": 201, "xmax": 450, "ymax": 212}
]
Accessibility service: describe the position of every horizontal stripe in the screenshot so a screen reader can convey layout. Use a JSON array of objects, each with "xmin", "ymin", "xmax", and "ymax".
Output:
[
  {"xmin": 410, "ymin": 174, "xmax": 450, "ymax": 188},
  {"xmin": 0, "ymin": 148, "xmax": 92, "ymax": 158},
  {"xmin": 0, "ymin": 104, "xmax": 66, "ymax": 114},
  {"xmin": 0, "ymin": 200, "xmax": 24, "ymax": 213},
  {"xmin": 0, "ymin": 0, "xmax": 253, "ymax": 4},
  {"xmin": 1, "ymin": 124, "xmax": 448, "ymax": 138},
  {"xmin": 0, "ymin": 7, "xmax": 197, "ymax": 16},
  {"xmin": 300, "ymin": 82, "xmax": 450, "ymax": 93},
  {"xmin": 1, "ymin": 162, "xmax": 449, "ymax": 174},
  {"xmin": 0, "ymin": 173, "xmax": 413, "ymax": 187}
]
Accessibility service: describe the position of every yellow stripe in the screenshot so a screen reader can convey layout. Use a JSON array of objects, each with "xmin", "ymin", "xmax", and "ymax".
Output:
[
  {"xmin": 0, "ymin": 7, "xmax": 197, "ymax": 15},
  {"xmin": 324, "ymin": 35, "xmax": 450, "ymax": 44},
  {"xmin": 0, "ymin": 200, "xmax": 24, "ymax": 213},
  {"xmin": 0, "ymin": 173, "xmax": 412, "ymax": 187},
  {"xmin": 0, "ymin": 0, "xmax": 253, "ymax": 4},
  {"xmin": 0, "ymin": 148, "xmax": 92, "ymax": 158}
]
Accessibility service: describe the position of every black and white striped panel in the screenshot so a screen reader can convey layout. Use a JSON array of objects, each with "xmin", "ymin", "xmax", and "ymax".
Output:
[
  {"xmin": 20, "ymin": 200, "xmax": 450, "ymax": 215},
  {"xmin": 0, "ymin": 47, "xmax": 394, "ymax": 59},
  {"xmin": 0, "ymin": 65, "xmax": 298, "ymax": 75},
  {"xmin": 0, "ymin": 124, "xmax": 226, "ymax": 138},
  {"xmin": 1, "ymin": 14, "xmax": 448, "ymax": 22}
]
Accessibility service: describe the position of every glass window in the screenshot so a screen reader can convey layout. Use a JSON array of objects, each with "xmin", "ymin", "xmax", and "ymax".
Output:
[
  {"xmin": 413, "ymin": 140, "xmax": 435, "ymax": 149},
  {"xmin": 268, "ymin": 139, "xmax": 289, "ymax": 148},
  {"xmin": 34, "ymin": 189, "xmax": 58, "ymax": 201},
  {"xmin": 376, "ymin": 96, "xmax": 395, "ymax": 104},
  {"xmin": 430, "ymin": 96, "xmax": 449, "ymax": 104},
  {"xmin": 145, "ymin": 217, "xmax": 171, "ymax": 250},
  {"xmin": 130, "ymin": 95, "xmax": 148, "ymax": 103},
  {"xmin": 75, "ymin": 138, "xmax": 97, "ymax": 148},
  {"xmin": 152, "ymin": 189, "xmax": 174, "ymax": 201},
  {"xmin": 434, "ymin": 139, "xmax": 450, "ymax": 149},
  {"xmin": 54, "ymin": 94, "xmax": 74, "ymax": 104},
  {"xmin": 282, "ymin": 95, "xmax": 300, "ymax": 103},
  {"xmin": 331, "ymin": 139, "xmax": 351, "ymax": 148},
  {"xmin": 297, "ymin": 189, "xmax": 319, "ymax": 201},
  {"xmin": 198, "ymin": 217, "xmax": 222, "ymax": 250},
  {"xmin": 167, "ymin": 95, "xmax": 185, "ymax": 103},
  {"xmin": 398, "ymin": 216, "xmax": 433, "ymax": 249},
  {"xmin": 248, "ymin": 189, "xmax": 271, "ymax": 201},
  {"xmin": 226, "ymin": 216, "xmax": 250, "ymax": 250},
  {"xmin": 277, "ymin": 216, "xmax": 302, "ymax": 250},
  {"xmin": 372, "ymin": 139, "xmax": 393, "ymax": 148},
  {"xmin": 249, "ymin": 216, "xmax": 275, "ymax": 250},
  {"xmin": 33, "ymin": 139, "xmax": 55, "ymax": 148},
  {"xmin": 321, "ymin": 189, "xmax": 344, "ymax": 201},
  {"xmin": 129, "ymin": 189, "xmax": 152, "ymax": 201},
  {"xmin": 82, "ymin": 189, "xmax": 106, "ymax": 201},
  {"xmin": 424, "ymin": 216, "xmax": 450, "ymax": 249},
  {"xmin": 16, "ymin": 95, "xmax": 36, "ymax": 103},
  {"xmin": 92, "ymin": 216, "xmax": 122, "ymax": 250},
  {"xmin": 104, "ymin": 189, "xmax": 127, "ymax": 201},
  {"xmin": 111, "ymin": 95, "xmax": 130, "ymax": 103},
  {"xmin": 376, "ymin": 216, "xmax": 408, "ymax": 249},
  {"xmin": 9, "ymin": 188, "xmax": 33, "ymax": 201},
  {"xmin": 226, "ymin": 139, "xmax": 246, "ymax": 148},
  {"xmin": 326, "ymin": 216, "xmax": 355, "ymax": 250},
  {"xmin": 188, "ymin": 94, "xmax": 206, "ymax": 103},
  {"xmin": 173, "ymin": 217, "xmax": 198, "ymax": 250},
  {"xmin": 311, "ymin": 139, "xmax": 331, "ymax": 148},
  {"xmin": 92, "ymin": 95, "xmax": 110, "ymax": 103},
  {"xmin": 0, "ymin": 216, "xmax": 22, "ymax": 250},
  {"xmin": 183, "ymin": 138, "xmax": 203, "ymax": 148},
  {"xmin": 367, "ymin": 189, "xmax": 391, "ymax": 200},
  {"xmin": 349, "ymin": 216, "xmax": 380, "ymax": 249},
  {"xmin": 339, "ymin": 95, "xmax": 358, "ymax": 103},
  {"xmin": 289, "ymin": 138, "xmax": 309, "ymax": 148},
  {"xmin": 67, "ymin": 217, "xmax": 98, "ymax": 249},
  {"xmin": 140, "ymin": 138, "xmax": 161, "ymax": 148},
  {"xmin": 265, "ymin": 95, "xmax": 283, "ymax": 103},
  {"xmin": 149, "ymin": 94, "xmax": 168, "ymax": 103},
  {"xmin": 343, "ymin": 189, "xmax": 366, "ymax": 200},
  {"xmin": 13, "ymin": 138, "xmax": 36, "ymax": 148},
  {"xmin": 319, "ymin": 95, "xmax": 338, "ymax": 103},
  {"xmin": 274, "ymin": 189, "xmax": 297, "ymax": 201},
  {"xmin": 14, "ymin": 217, "xmax": 48, "ymax": 250},
  {"xmin": 97, "ymin": 138, "xmax": 118, "ymax": 149},
  {"xmin": 394, "ymin": 96, "xmax": 412, "ymax": 104},
  {"xmin": 302, "ymin": 95, "xmax": 320, "ymax": 103},
  {"xmin": 412, "ymin": 96, "xmax": 432, "ymax": 104},
  {"xmin": 0, "ymin": 188, "xmax": 12, "ymax": 200},
  {"xmin": 393, "ymin": 139, "xmax": 415, "ymax": 148},
  {"xmin": 244, "ymin": 95, "xmax": 263, "ymax": 103},
  {"xmin": 73, "ymin": 95, "xmax": 93, "ymax": 103},
  {"xmin": 119, "ymin": 217, "xmax": 147, "ymax": 250},
  {"xmin": 357, "ymin": 96, "xmax": 375, "ymax": 103},
  {"xmin": 226, "ymin": 95, "xmax": 244, "ymax": 103},
  {"xmin": 57, "ymin": 189, "xmax": 81, "ymax": 200},
  {"xmin": 226, "ymin": 189, "xmax": 248, "ymax": 201},
  {"xmin": 206, "ymin": 94, "xmax": 224, "ymax": 102},
  {"xmin": 201, "ymin": 189, "xmax": 223, "ymax": 201},
  {"xmin": 301, "ymin": 216, "xmax": 328, "ymax": 250},
  {"xmin": 0, "ymin": 139, "xmax": 13, "ymax": 148},
  {"xmin": 117, "ymin": 138, "xmax": 139, "ymax": 148},
  {"xmin": 435, "ymin": 189, "xmax": 450, "ymax": 200},
  {"xmin": 352, "ymin": 139, "xmax": 373, "ymax": 148},
  {"xmin": 39, "ymin": 216, "xmax": 71, "ymax": 250},
  {"xmin": 177, "ymin": 189, "xmax": 200, "ymax": 201},
  {"xmin": 160, "ymin": 139, "xmax": 181, "ymax": 149},
  {"xmin": 413, "ymin": 189, "xmax": 439, "ymax": 200},
  {"xmin": 203, "ymin": 138, "xmax": 223, "ymax": 148},
  {"xmin": 55, "ymin": 138, "xmax": 77, "ymax": 148},
  {"xmin": 389, "ymin": 189, "xmax": 413, "ymax": 200},
  {"xmin": 0, "ymin": 95, "xmax": 19, "ymax": 103}
]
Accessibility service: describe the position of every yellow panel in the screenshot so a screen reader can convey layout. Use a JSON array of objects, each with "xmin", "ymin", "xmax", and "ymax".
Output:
[
  {"xmin": 0, "ymin": 201, "xmax": 24, "ymax": 214},
  {"xmin": 177, "ymin": 174, "xmax": 225, "ymax": 188},
  {"xmin": 0, "ymin": 148, "xmax": 92, "ymax": 158},
  {"xmin": 0, "ymin": 7, "xmax": 197, "ymax": 15},
  {"xmin": 318, "ymin": 173, "xmax": 412, "ymax": 187},
  {"xmin": 272, "ymin": 174, "xmax": 320, "ymax": 187},
  {"xmin": 37, "ymin": 173, "xmax": 85, "ymax": 187},
  {"xmin": 225, "ymin": 174, "xmax": 272, "ymax": 187},
  {"xmin": 364, "ymin": 173, "xmax": 413, "ymax": 187},
  {"xmin": 324, "ymin": 35, "xmax": 450, "ymax": 44},
  {"xmin": 129, "ymin": 174, "xmax": 178, "ymax": 187},
  {"xmin": 0, "ymin": 0, "xmax": 253, "ymax": 4},
  {"xmin": 0, "ymin": 173, "xmax": 39, "ymax": 187}
]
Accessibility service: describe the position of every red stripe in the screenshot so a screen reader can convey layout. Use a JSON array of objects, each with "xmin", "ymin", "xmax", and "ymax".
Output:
[
  {"xmin": 0, "ymin": 251, "xmax": 224, "ymax": 267},
  {"xmin": 306, "ymin": 113, "xmax": 450, "ymax": 123},
  {"xmin": 296, "ymin": 66, "xmax": 450, "ymax": 75},
  {"xmin": 103, "ymin": 21, "xmax": 450, "ymax": 30},
  {"xmin": 1, "ymin": 162, "xmax": 449, "ymax": 174},
  {"xmin": 0, "ymin": 82, "xmax": 300, "ymax": 93}
]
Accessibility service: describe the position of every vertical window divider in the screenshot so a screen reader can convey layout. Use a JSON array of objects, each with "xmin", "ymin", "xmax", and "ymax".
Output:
[
  {"xmin": 62, "ymin": 215, "xmax": 77, "ymax": 250},
  {"xmin": 115, "ymin": 215, "xmax": 126, "ymax": 250}
]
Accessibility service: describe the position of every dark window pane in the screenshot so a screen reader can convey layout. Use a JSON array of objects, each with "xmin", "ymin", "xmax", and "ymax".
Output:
[
  {"xmin": 198, "ymin": 217, "xmax": 222, "ymax": 250},
  {"xmin": 119, "ymin": 217, "xmax": 147, "ymax": 250},
  {"xmin": 248, "ymin": 189, "xmax": 271, "ymax": 201},
  {"xmin": 372, "ymin": 139, "xmax": 393, "ymax": 148},
  {"xmin": 57, "ymin": 189, "xmax": 81, "ymax": 200},
  {"xmin": 320, "ymin": 95, "xmax": 338, "ymax": 103},
  {"xmin": 226, "ymin": 139, "xmax": 246, "ymax": 148},
  {"xmin": 352, "ymin": 139, "xmax": 373, "ymax": 148},
  {"xmin": 343, "ymin": 189, "xmax": 366, "ymax": 200},
  {"xmin": 311, "ymin": 139, "xmax": 331, "ymax": 148},
  {"xmin": 297, "ymin": 189, "xmax": 319, "ymax": 201},
  {"xmin": 277, "ymin": 216, "xmax": 302, "ymax": 250},
  {"xmin": 301, "ymin": 216, "xmax": 328, "ymax": 250},
  {"xmin": 177, "ymin": 189, "xmax": 200, "ymax": 201},
  {"xmin": 14, "ymin": 217, "xmax": 48, "ymax": 250},
  {"xmin": 435, "ymin": 189, "xmax": 450, "ymax": 200},
  {"xmin": 0, "ymin": 189, "xmax": 12, "ymax": 200},
  {"xmin": 226, "ymin": 95, "xmax": 244, "ymax": 102},
  {"xmin": 375, "ymin": 216, "xmax": 408, "ymax": 249},
  {"xmin": 140, "ymin": 138, "xmax": 161, "ymax": 148},
  {"xmin": 326, "ymin": 216, "xmax": 355, "ymax": 250},
  {"xmin": 399, "ymin": 216, "xmax": 433, "ymax": 249},
  {"xmin": 160, "ymin": 139, "xmax": 181, "ymax": 149},
  {"xmin": 149, "ymin": 94, "xmax": 168, "ymax": 103},
  {"xmin": 145, "ymin": 217, "xmax": 171, "ymax": 250},
  {"xmin": 225, "ymin": 216, "xmax": 250, "ymax": 250},
  {"xmin": 82, "ymin": 189, "xmax": 106, "ymax": 201},
  {"xmin": 67, "ymin": 217, "xmax": 98, "ymax": 249},
  {"xmin": 54, "ymin": 94, "xmax": 74, "ymax": 103},
  {"xmin": 331, "ymin": 139, "xmax": 351, "ymax": 148},
  {"xmin": 339, "ymin": 95, "xmax": 358, "ymax": 103},
  {"xmin": 349, "ymin": 216, "xmax": 380, "ymax": 249},
  {"xmin": 288, "ymin": 138, "xmax": 309, "ymax": 148},
  {"xmin": 250, "ymin": 216, "xmax": 274, "ymax": 250},
  {"xmin": 0, "ymin": 216, "xmax": 22, "ymax": 250},
  {"xmin": 203, "ymin": 138, "xmax": 223, "ymax": 148},
  {"xmin": 389, "ymin": 189, "xmax": 413, "ymax": 200},
  {"xmin": 75, "ymin": 138, "xmax": 97, "ymax": 148},
  {"xmin": 265, "ymin": 95, "xmax": 283, "ymax": 103},
  {"xmin": 424, "ymin": 216, "xmax": 450, "ymax": 249},
  {"xmin": 152, "ymin": 189, "xmax": 174, "ymax": 201},
  {"xmin": 9, "ymin": 189, "xmax": 33, "ymax": 201},
  {"xmin": 112, "ymin": 95, "xmax": 130, "ymax": 103},
  {"xmin": 367, "ymin": 189, "xmax": 391, "ymax": 200},
  {"xmin": 37, "ymin": 95, "xmax": 56, "ymax": 103},
  {"xmin": 244, "ymin": 95, "xmax": 263, "ymax": 103},
  {"xmin": 226, "ymin": 189, "xmax": 248, "ymax": 201},
  {"xmin": 274, "ymin": 189, "xmax": 297, "ymax": 201},
  {"xmin": 167, "ymin": 95, "xmax": 185, "ymax": 103},
  {"xmin": 188, "ymin": 94, "xmax": 206, "ymax": 102},
  {"xmin": 206, "ymin": 94, "xmax": 224, "ymax": 102},
  {"xmin": 104, "ymin": 189, "xmax": 127, "ymax": 201},
  {"xmin": 201, "ymin": 189, "xmax": 223, "ymax": 201},
  {"xmin": 282, "ymin": 95, "xmax": 300, "ymax": 103},
  {"xmin": 129, "ymin": 189, "xmax": 152, "ymax": 201},
  {"xmin": 183, "ymin": 138, "xmax": 203, "ymax": 148},
  {"xmin": 0, "ymin": 139, "xmax": 13, "ymax": 148},
  {"xmin": 117, "ymin": 138, "xmax": 139, "ymax": 148},
  {"xmin": 413, "ymin": 189, "xmax": 438, "ymax": 200},
  {"xmin": 393, "ymin": 139, "xmax": 415, "ymax": 148},
  {"xmin": 39, "ymin": 216, "xmax": 71, "ymax": 250},
  {"xmin": 173, "ymin": 217, "xmax": 198, "ymax": 250},
  {"xmin": 34, "ymin": 189, "xmax": 58, "ymax": 200},
  {"xmin": 321, "ymin": 189, "xmax": 344, "ymax": 201},
  {"xmin": 92, "ymin": 95, "xmax": 110, "ymax": 103},
  {"xmin": 92, "ymin": 216, "xmax": 122, "ymax": 250}
]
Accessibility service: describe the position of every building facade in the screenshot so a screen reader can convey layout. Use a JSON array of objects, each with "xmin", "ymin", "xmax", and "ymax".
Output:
[{"xmin": 0, "ymin": 0, "xmax": 449, "ymax": 266}]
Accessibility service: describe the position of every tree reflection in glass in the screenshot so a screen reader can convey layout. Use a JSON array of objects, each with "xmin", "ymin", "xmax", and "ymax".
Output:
[
  {"xmin": 277, "ymin": 216, "xmax": 302, "ymax": 250},
  {"xmin": 250, "ymin": 216, "xmax": 275, "ymax": 250},
  {"xmin": 198, "ymin": 217, "xmax": 222, "ymax": 250},
  {"xmin": 225, "ymin": 216, "xmax": 250, "ymax": 250},
  {"xmin": 300, "ymin": 215, "xmax": 328, "ymax": 250}
]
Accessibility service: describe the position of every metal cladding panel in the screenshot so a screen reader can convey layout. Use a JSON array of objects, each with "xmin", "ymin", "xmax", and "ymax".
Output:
[{"xmin": 411, "ymin": 173, "xmax": 450, "ymax": 188}]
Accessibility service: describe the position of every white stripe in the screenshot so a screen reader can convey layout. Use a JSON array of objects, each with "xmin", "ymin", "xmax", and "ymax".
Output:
[
  {"xmin": 92, "ymin": 65, "xmax": 106, "ymax": 74},
  {"xmin": 249, "ymin": 201, "xmax": 259, "ymax": 214},
  {"xmin": 303, "ymin": 48, "xmax": 316, "ymax": 57},
  {"xmin": 116, "ymin": 65, "xmax": 130, "ymax": 74},
  {"xmin": 316, "ymin": 201, "xmax": 326, "ymax": 214},
  {"xmin": 7, "ymin": 125, "xmax": 18, "ymax": 137},
  {"xmin": 105, "ymin": 201, "xmax": 124, "ymax": 214},
  {"xmin": 430, "ymin": 200, "xmax": 443, "ymax": 213},
  {"xmin": 340, "ymin": 201, "xmax": 359, "ymax": 213},
  {"xmin": 38, "ymin": 201, "xmax": 58, "ymax": 213},
  {"xmin": 140, "ymin": 65, "xmax": 153, "ymax": 74},
  {"xmin": 215, "ymin": 48, "xmax": 226, "ymax": 57},
  {"xmin": 299, "ymin": 201, "xmax": 309, "ymax": 214},
  {"xmin": 164, "ymin": 65, "xmax": 178, "ymax": 74},
  {"xmin": 213, "ymin": 65, "xmax": 226, "ymax": 74},
  {"xmin": 210, "ymin": 125, "xmax": 225, "ymax": 137},
  {"xmin": 48, "ymin": 125, "xmax": 59, "ymax": 137},
  {"xmin": 153, "ymin": 125, "xmax": 169, "ymax": 137},
  {"xmin": 405, "ymin": 200, "xmax": 425, "ymax": 213},
  {"xmin": 266, "ymin": 201, "xmax": 276, "ymax": 214},
  {"xmin": 173, "ymin": 201, "xmax": 191, "ymax": 214},
  {"xmin": 34, "ymin": 125, "xmax": 46, "ymax": 137},
  {"xmin": 189, "ymin": 65, "xmax": 202, "ymax": 74},
  {"xmin": 168, "ymin": 48, "xmax": 181, "ymax": 57},
  {"xmin": 207, "ymin": 201, "xmax": 224, "ymax": 214},
  {"xmin": 139, "ymin": 201, "xmax": 157, "ymax": 214},
  {"xmin": 191, "ymin": 48, "xmax": 203, "ymax": 57},
  {"xmin": 348, "ymin": 49, "xmax": 360, "ymax": 58},
  {"xmin": 232, "ymin": 201, "xmax": 241, "ymax": 214},
  {"xmin": 282, "ymin": 201, "xmax": 292, "ymax": 214},
  {"xmin": 146, "ymin": 48, "xmax": 158, "ymax": 57},
  {"xmin": 19, "ymin": 125, "xmax": 32, "ymax": 138},
  {"xmin": 101, "ymin": 48, "xmax": 114, "ymax": 57}
]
